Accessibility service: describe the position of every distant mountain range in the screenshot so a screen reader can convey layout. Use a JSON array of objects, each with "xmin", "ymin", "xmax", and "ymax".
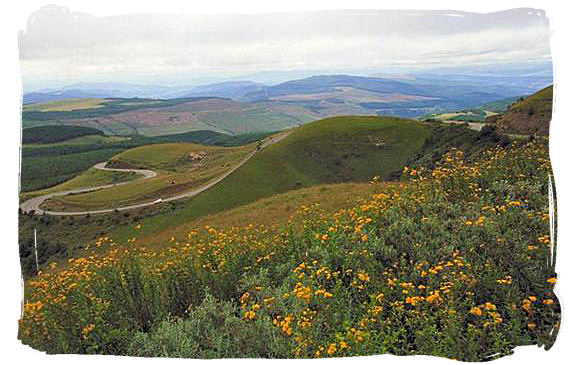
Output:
[{"xmin": 24, "ymin": 70, "xmax": 552, "ymax": 117}]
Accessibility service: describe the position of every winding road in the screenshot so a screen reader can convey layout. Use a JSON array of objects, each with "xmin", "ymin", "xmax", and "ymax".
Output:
[{"xmin": 20, "ymin": 131, "xmax": 292, "ymax": 216}]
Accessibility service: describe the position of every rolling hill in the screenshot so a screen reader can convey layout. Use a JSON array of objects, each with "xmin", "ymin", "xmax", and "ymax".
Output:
[
  {"xmin": 108, "ymin": 116, "xmax": 432, "ymax": 241},
  {"xmin": 21, "ymin": 97, "xmax": 310, "ymax": 136},
  {"xmin": 23, "ymin": 65, "xmax": 553, "ymax": 136},
  {"xmin": 487, "ymin": 85, "xmax": 553, "ymax": 135}
]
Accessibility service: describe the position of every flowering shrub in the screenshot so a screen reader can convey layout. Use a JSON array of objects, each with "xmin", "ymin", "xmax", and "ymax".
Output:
[{"xmin": 19, "ymin": 139, "xmax": 559, "ymax": 360}]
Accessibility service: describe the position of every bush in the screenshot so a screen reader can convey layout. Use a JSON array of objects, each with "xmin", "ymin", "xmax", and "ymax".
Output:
[
  {"xmin": 18, "ymin": 139, "xmax": 560, "ymax": 360},
  {"xmin": 128, "ymin": 293, "xmax": 293, "ymax": 358}
]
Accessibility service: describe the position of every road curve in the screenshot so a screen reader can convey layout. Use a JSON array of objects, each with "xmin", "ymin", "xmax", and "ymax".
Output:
[{"xmin": 20, "ymin": 131, "xmax": 292, "ymax": 216}]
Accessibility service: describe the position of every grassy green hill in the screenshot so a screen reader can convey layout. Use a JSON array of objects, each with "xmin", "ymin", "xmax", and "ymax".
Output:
[
  {"xmin": 19, "ymin": 137, "xmax": 558, "ymax": 359},
  {"xmin": 112, "ymin": 118, "xmax": 510, "ymax": 244},
  {"xmin": 45, "ymin": 143, "xmax": 253, "ymax": 211},
  {"xmin": 20, "ymin": 129, "xmax": 273, "ymax": 193},
  {"xmin": 490, "ymin": 85, "xmax": 553, "ymax": 135},
  {"xmin": 110, "ymin": 116, "xmax": 432, "ymax": 241}
]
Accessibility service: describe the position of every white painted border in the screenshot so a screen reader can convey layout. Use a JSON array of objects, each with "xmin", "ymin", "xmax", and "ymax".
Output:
[{"xmin": 1, "ymin": 1, "xmax": 566, "ymax": 365}]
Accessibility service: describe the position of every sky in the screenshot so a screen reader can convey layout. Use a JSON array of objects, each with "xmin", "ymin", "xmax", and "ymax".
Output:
[{"xmin": 19, "ymin": 6, "xmax": 552, "ymax": 91}]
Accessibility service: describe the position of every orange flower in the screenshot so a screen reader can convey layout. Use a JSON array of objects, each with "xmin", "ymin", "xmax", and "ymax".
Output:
[{"xmin": 470, "ymin": 307, "xmax": 482, "ymax": 316}]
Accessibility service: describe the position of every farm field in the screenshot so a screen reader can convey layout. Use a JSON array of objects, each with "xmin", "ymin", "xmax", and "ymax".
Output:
[
  {"xmin": 22, "ymin": 98, "xmax": 109, "ymax": 112},
  {"xmin": 22, "ymin": 97, "xmax": 311, "ymax": 136}
]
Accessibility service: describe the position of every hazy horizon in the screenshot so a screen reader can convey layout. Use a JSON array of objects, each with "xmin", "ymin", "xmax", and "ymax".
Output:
[{"xmin": 20, "ymin": 6, "xmax": 552, "ymax": 92}]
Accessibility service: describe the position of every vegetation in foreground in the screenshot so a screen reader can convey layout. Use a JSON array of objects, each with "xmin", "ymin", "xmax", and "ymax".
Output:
[{"xmin": 19, "ymin": 139, "xmax": 559, "ymax": 360}]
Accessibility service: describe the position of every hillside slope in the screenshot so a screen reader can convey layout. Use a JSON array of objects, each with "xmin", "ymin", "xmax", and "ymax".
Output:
[
  {"xmin": 488, "ymin": 85, "xmax": 553, "ymax": 135},
  {"xmin": 113, "ymin": 116, "xmax": 431, "ymax": 240}
]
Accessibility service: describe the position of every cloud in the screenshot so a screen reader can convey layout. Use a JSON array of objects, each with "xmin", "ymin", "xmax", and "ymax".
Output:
[{"xmin": 19, "ymin": 6, "xmax": 551, "ymax": 87}]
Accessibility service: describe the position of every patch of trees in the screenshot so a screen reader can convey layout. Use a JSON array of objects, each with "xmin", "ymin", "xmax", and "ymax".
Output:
[{"xmin": 22, "ymin": 125, "xmax": 103, "ymax": 144}]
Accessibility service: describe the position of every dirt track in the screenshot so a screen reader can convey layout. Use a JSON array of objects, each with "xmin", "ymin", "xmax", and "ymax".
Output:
[{"xmin": 20, "ymin": 131, "xmax": 292, "ymax": 216}]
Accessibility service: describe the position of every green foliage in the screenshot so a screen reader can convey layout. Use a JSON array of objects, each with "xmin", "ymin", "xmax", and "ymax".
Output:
[
  {"xmin": 397, "ymin": 123, "xmax": 509, "ymax": 176},
  {"xmin": 21, "ymin": 148, "xmax": 124, "ymax": 192},
  {"xmin": 20, "ymin": 129, "xmax": 272, "ymax": 192},
  {"xmin": 22, "ymin": 125, "xmax": 104, "ymax": 144},
  {"xmin": 128, "ymin": 294, "xmax": 293, "ymax": 358}
]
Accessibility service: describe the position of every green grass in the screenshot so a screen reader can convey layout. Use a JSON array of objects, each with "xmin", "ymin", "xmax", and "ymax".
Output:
[
  {"xmin": 510, "ymin": 85, "xmax": 553, "ymax": 114},
  {"xmin": 20, "ymin": 168, "xmax": 139, "ymax": 202},
  {"xmin": 45, "ymin": 143, "xmax": 253, "ymax": 210},
  {"xmin": 20, "ymin": 130, "xmax": 274, "ymax": 193},
  {"xmin": 111, "ymin": 116, "xmax": 431, "ymax": 241},
  {"xmin": 136, "ymin": 182, "xmax": 390, "ymax": 247},
  {"xmin": 198, "ymin": 107, "xmax": 302, "ymax": 134}
]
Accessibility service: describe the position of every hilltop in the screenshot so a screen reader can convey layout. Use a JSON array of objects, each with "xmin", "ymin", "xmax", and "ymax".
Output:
[
  {"xmin": 109, "ymin": 116, "xmax": 508, "ymax": 244},
  {"xmin": 487, "ymin": 85, "xmax": 553, "ymax": 135}
]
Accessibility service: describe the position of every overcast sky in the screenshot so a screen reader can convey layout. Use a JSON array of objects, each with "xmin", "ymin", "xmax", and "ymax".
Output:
[{"xmin": 19, "ymin": 6, "xmax": 552, "ymax": 90}]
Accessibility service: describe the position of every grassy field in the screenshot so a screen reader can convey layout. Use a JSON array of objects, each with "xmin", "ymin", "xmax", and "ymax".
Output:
[
  {"xmin": 23, "ymin": 98, "xmax": 108, "ymax": 112},
  {"xmin": 42, "ymin": 143, "xmax": 254, "ymax": 211},
  {"xmin": 22, "ymin": 97, "xmax": 309, "ymax": 136},
  {"xmin": 19, "ymin": 138, "xmax": 559, "ymax": 359},
  {"xmin": 135, "ymin": 182, "xmax": 392, "ymax": 248}
]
